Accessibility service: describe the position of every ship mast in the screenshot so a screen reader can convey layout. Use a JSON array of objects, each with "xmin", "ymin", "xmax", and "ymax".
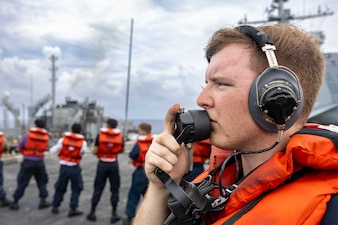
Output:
[
  {"xmin": 239, "ymin": 0, "xmax": 334, "ymax": 23},
  {"xmin": 238, "ymin": 0, "xmax": 334, "ymax": 44}
]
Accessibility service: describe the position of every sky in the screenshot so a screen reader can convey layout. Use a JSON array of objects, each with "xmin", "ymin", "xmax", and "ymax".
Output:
[{"xmin": 1, "ymin": 0, "xmax": 337, "ymax": 127}]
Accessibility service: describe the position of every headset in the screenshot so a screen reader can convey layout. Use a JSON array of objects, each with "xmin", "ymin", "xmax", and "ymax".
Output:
[{"xmin": 237, "ymin": 25, "xmax": 303, "ymax": 133}]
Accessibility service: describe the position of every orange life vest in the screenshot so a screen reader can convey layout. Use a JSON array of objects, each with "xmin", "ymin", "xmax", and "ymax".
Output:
[
  {"xmin": 97, "ymin": 128, "xmax": 123, "ymax": 159},
  {"xmin": 192, "ymin": 139, "xmax": 211, "ymax": 164},
  {"xmin": 133, "ymin": 134, "xmax": 154, "ymax": 168},
  {"xmin": 208, "ymin": 146, "xmax": 234, "ymax": 170},
  {"xmin": 193, "ymin": 123, "xmax": 338, "ymax": 225},
  {"xmin": 0, "ymin": 132, "xmax": 3, "ymax": 157},
  {"xmin": 21, "ymin": 128, "xmax": 49, "ymax": 156},
  {"xmin": 59, "ymin": 132, "xmax": 85, "ymax": 164}
]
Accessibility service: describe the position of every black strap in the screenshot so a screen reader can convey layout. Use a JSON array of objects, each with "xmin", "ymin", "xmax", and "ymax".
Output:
[
  {"xmin": 221, "ymin": 167, "xmax": 308, "ymax": 225},
  {"xmin": 155, "ymin": 168, "xmax": 192, "ymax": 209},
  {"xmin": 222, "ymin": 193, "xmax": 267, "ymax": 225}
]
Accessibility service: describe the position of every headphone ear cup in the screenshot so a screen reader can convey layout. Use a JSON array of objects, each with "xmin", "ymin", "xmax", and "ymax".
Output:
[{"xmin": 248, "ymin": 67, "xmax": 303, "ymax": 132}]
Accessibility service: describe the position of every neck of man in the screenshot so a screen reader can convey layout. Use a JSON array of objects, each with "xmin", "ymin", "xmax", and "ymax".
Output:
[{"xmin": 240, "ymin": 125, "xmax": 301, "ymax": 176}]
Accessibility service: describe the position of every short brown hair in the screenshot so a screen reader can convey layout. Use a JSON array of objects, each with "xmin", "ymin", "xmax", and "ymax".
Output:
[
  {"xmin": 205, "ymin": 24, "xmax": 325, "ymax": 125},
  {"xmin": 138, "ymin": 123, "xmax": 152, "ymax": 134}
]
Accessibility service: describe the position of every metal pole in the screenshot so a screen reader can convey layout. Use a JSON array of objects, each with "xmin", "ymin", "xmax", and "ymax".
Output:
[
  {"xmin": 123, "ymin": 18, "xmax": 134, "ymax": 139},
  {"xmin": 49, "ymin": 55, "xmax": 58, "ymax": 130}
]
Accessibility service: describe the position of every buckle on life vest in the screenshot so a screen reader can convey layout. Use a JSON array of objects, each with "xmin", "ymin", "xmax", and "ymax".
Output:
[
  {"xmin": 210, "ymin": 196, "xmax": 228, "ymax": 210},
  {"xmin": 221, "ymin": 184, "xmax": 238, "ymax": 196}
]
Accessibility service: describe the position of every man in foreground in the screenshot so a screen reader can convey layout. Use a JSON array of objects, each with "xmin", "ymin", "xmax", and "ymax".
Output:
[{"xmin": 134, "ymin": 24, "xmax": 338, "ymax": 224}]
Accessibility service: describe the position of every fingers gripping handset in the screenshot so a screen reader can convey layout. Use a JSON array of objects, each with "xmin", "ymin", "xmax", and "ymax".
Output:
[
  {"xmin": 155, "ymin": 108, "xmax": 211, "ymax": 180},
  {"xmin": 154, "ymin": 108, "xmax": 211, "ymax": 225}
]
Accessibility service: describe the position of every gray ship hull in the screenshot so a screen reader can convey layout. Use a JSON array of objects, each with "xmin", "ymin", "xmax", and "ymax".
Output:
[{"xmin": 308, "ymin": 52, "xmax": 338, "ymax": 125}]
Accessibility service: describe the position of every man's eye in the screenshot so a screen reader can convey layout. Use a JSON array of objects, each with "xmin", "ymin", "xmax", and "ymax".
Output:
[{"xmin": 216, "ymin": 82, "xmax": 227, "ymax": 87}]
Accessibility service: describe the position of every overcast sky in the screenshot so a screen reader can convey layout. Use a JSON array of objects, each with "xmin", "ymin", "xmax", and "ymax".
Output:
[{"xmin": 1, "ymin": 0, "xmax": 337, "ymax": 125}]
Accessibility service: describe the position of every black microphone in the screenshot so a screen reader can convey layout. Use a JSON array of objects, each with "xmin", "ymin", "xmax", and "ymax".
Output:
[
  {"xmin": 155, "ymin": 109, "xmax": 211, "ymax": 177},
  {"xmin": 173, "ymin": 109, "xmax": 211, "ymax": 144}
]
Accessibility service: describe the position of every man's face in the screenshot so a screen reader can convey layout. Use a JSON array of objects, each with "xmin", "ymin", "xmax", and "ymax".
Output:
[
  {"xmin": 197, "ymin": 43, "xmax": 266, "ymax": 151},
  {"xmin": 139, "ymin": 129, "xmax": 147, "ymax": 136}
]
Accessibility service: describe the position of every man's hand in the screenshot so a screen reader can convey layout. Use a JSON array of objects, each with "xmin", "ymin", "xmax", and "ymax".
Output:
[{"xmin": 144, "ymin": 104, "xmax": 190, "ymax": 188}]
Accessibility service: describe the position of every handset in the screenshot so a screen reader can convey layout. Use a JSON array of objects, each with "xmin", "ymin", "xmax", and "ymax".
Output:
[
  {"xmin": 154, "ymin": 109, "xmax": 211, "ymax": 225},
  {"xmin": 155, "ymin": 108, "xmax": 211, "ymax": 187},
  {"xmin": 173, "ymin": 109, "xmax": 211, "ymax": 144}
]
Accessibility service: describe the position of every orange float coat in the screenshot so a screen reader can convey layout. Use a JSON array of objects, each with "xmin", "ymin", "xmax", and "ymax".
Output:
[
  {"xmin": 193, "ymin": 124, "xmax": 338, "ymax": 225},
  {"xmin": 132, "ymin": 134, "xmax": 154, "ymax": 168},
  {"xmin": 208, "ymin": 146, "xmax": 234, "ymax": 170},
  {"xmin": 58, "ymin": 132, "xmax": 85, "ymax": 164},
  {"xmin": 97, "ymin": 128, "xmax": 123, "ymax": 159},
  {"xmin": 21, "ymin": 128, "xmax": 49, "ymax": 156},
  {"xmin": 192, "ymin": 139, "xmax": 211, "ymax": 164},
  {"xmin": 0, "ymin": 132, "xmax": 3, "ymax": 157}
]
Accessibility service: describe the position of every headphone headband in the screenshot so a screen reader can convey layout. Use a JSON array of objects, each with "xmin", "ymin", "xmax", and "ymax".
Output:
[{"xmin": 237, "ymin": 25, "xmax": 279, "ymax": 67}]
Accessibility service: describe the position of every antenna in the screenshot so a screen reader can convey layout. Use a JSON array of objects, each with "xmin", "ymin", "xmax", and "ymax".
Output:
[
  {"xmin": 123, "ymin": 18, "xmax": 134, "ymax": 139},
  {"xmin": 238, "ymin": 0, "xmax": 334, "ymax": 25}
]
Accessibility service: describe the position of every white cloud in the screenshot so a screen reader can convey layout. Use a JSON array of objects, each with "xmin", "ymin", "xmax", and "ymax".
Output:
[
  {"xmin": 42, "ymin": 46, "xmax": 62, "ymax": 58},
  {"xmin": 0, "ymin": 0, "xmax": 337, "ymax": 128}
]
